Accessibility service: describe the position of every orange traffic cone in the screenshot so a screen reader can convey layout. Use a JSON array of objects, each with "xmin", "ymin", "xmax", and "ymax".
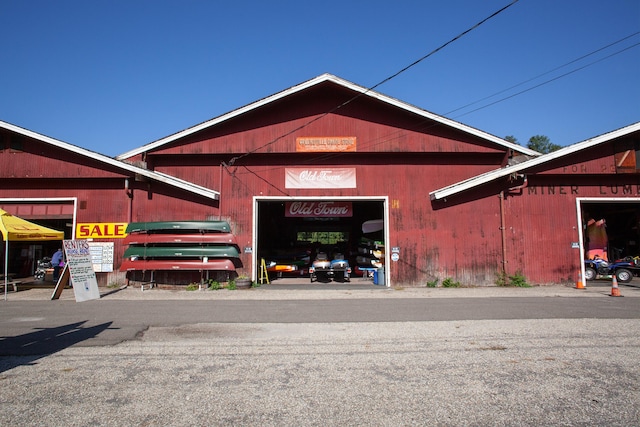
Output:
[
  {"xmin": 610, "ymin": 275, "xmax": 622, "ymax": 297},
  {"xmin": 575, "ymin": 270, "xmax": 586, "ymax": 289}
]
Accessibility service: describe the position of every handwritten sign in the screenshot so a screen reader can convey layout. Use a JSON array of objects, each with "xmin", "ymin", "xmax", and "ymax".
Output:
[{"xmin": 63, "ymin": 240, "xmax": 100, "ymax": 302}]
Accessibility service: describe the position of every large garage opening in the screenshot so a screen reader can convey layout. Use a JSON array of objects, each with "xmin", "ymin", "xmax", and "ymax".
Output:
[
  {"xmin": 578, "ymin": 198, "xmax": 640, "ymax": 284},
  {"xmin": 254, "ymin": 197, "xmax": 388, "ymax": 285}
]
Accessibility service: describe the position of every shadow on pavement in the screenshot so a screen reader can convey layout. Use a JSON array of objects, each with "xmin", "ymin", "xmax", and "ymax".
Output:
[{"xmin": 0, "ymin": 321, "xmax": 113, "ymax": 373}]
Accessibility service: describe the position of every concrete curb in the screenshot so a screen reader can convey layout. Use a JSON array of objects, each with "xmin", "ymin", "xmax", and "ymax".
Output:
[{"xmin": 3, "ymin": 281, "xmax": 639, "ymax": 301}]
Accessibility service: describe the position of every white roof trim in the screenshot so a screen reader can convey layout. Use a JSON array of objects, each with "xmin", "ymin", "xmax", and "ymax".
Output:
[
  {"xmin": 117, "ymin": 73, "xmax": 540, "ymax": 160},
  {"xmin": 430, "ymin": 121, "xmax": 640, "ymax": 201},
  {"xmin": 0, "ymin": 120, "xmax": 219, "ymax": 201}
]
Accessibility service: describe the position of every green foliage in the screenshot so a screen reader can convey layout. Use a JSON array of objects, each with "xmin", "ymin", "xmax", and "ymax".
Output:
[
  {"xmin": 526, "ymin": 135, "xmax": 561, "ymax": 154},
  {"xmin": 504, "ymin": 134, "xmax": 562, "ymax": 154},
  {"xmin": 107, "ymin": 281, "xmax": 121, "ymax": 289},
  {"xmin": 251, "ymin": 281, "xmax": 261, "ymax": 288},
  {"xmin": 426, "ymin": 278, "xmax": 439, "ymax": 288},
  {"xmin": 441, "ymin": 278, "xmax": 461, "ymax": 288},
  {"xmin": 186, "ymin": 283, "xmax": 199, "ymax": 291},
  {"xmin": 496, "ymin": 270, "xmax": 531, "ymax": 287},
  {"xmin": 207, "ymin": 279, "xmax": 221, "ymax": 290},
  {"xmin": 227, "ymin": 280, "xmax": 237, "ymax": 290},
  {"xmin": 496, "ymin": 270, "xmax": 508, "ymax": 287},
  {"xmin": 504, "ymin": 135, "xmax": 518, "ymax": 144},
  {"xmin": 509, "ymin": 272, "xmax": 531, "ymax": 288}
]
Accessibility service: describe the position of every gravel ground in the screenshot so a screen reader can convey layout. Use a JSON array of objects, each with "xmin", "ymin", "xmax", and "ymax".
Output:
[
  {"xmin": 1, "ymin": 319, "xmax": 638, "ymax": 426},
  {"xmin": 1, "ymin": 281, "xmax": 638, "ymax": 426}
]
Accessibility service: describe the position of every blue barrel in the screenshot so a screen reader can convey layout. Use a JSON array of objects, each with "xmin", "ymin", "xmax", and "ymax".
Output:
[{"xmin": 374, "ymin": 268, "xmax": 385, "ymax": 285}]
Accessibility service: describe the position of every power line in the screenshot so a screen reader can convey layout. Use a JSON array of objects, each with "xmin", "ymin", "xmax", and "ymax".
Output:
[
  {"xmin": 452, "ymin": 41, "xmax": 640, "ymax": 119},
  {"xmin": 446, "ymin": 31, "xmax": 640, "ymax": 117},
  {"xmin": 312, "ymin": 32, "xmax": 640, "ymax": 153},
  {"xmin": 231, "ymin": 32, "xmax": 640, "ymax": 181},
  {"xmin": 224, "ymin": 0, "xmax": 520, "ymax": 168}
]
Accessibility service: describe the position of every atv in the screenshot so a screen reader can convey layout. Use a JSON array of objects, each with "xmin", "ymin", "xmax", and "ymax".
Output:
[
  {"xmin": 309, "ymin": 252, "xmax": 351, "ymax": 283},
  {"xmin": 584, "ymin": 258, "xmax": 635, "ymax": 283}
]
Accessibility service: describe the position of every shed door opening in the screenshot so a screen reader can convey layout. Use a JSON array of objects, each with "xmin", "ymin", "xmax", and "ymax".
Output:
[
  {"xmin": 580, "ymin": 200, "xmax": 640, "ymax": 261},
  {"xmin": 579, "ymin": 198, "xmax": 640, "ymax": 285},
  {"xmin": 256, "ymin": 199, "xmax": 385, "ymax": 284}
]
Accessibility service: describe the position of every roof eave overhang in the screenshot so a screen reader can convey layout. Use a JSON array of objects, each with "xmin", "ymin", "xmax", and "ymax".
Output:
[
  {"xmin": 430, "ymin": 121, "xmax": 640, "ymax": 201},
  {"xmin": 0, "ymin": 120, "xmax": 219, "ymax": 202}
]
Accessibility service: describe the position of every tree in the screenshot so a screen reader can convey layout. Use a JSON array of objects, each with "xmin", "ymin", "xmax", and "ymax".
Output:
[
  {"xmin": 504, "ymin": 135, "xmax": 519, "ymax": 144},
  {"xmin": 526, "ymin": 135, "xmax": 561, "ymax": 154}
]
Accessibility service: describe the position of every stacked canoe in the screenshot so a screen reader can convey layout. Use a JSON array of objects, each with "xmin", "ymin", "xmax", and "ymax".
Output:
[{"xmin": 120, "ymin": 221, "xmax": 242, "ymax": 284}]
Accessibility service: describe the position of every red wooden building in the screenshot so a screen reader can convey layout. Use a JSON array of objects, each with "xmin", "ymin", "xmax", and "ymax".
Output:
[
  {"xmin": 431, "ymin": 122, "xmax": 640, "ymax": 285},
  {"xmin": 0, "ymin": 120, "xmax": 219, "ymax": 283},
  {"xmin": 3, "ymin": 73, "xmax": 637, "ymax": 287},
  {"xmin": 115, "ymin": 74, "xmax": 537, "ymax": 286}
]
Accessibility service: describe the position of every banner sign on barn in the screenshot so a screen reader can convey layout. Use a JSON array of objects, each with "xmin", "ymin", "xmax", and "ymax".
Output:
[
  {"xmin": 285, "ymin": 168, "xmax": 356, "ymax": 189},
  {"xmin": 285, "ymin": 201, "xmax": 353, "ymax": 218},
  {"xmin": 296, "ymin": 137, "xmax": 357, "ymax": 152}
]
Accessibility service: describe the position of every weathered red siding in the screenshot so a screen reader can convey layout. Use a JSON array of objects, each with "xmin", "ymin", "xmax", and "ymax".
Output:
[
  {"xmin": 434, "ymin": 134, "xmax": 640, "ymax": 284},
  {"xmin": 15, "ymin": 78, "xmax": 635, "ymax": 287},
  {"xmin": 0, "ymin": 129, "xmax": 221, "ymax": 285},
  {"xmin": 136, "ymin": 85, "xmax": 514, "ymax": 286}
]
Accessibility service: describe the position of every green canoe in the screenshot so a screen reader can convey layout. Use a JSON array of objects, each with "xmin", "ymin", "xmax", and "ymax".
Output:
[
  {"xmin": 124, "ymin": 245, "xmax": 240, "ymax": 259},
  {"xmin": 126, "ymin": 221, "xmax": 231, "ymax": 234}
]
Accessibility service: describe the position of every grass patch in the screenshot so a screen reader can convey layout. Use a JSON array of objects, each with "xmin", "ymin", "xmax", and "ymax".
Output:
[
  {"xmin": 426, "ymin": 278, "xmax": 439, "ymax": 288},
  {"xmin": 207, "ymin": 280, "xmax": 221, "ymax": 290},
  {"xmin": 496, "ymin": 270, "xmax": 531, "ymax": 287},
  {"xmin": 441, "ymin": 278, "xmax": 461, "ymax": 288}
]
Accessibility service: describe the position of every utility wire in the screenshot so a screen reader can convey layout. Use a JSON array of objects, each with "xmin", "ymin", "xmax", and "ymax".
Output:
[
  {"xmin": 224, "ymin": 0, "xmax": 520, "ymax": 168},
  {"xmin": 452, "ymin": 41, "xmax": 640, "ymax": 119},
  {"xmin": 446, "ymin": 31, "xmax": 640, "ymax": 116},
  {"xmin": 232, "ymin": 32, "xmax": 639, "ymax": 174},
  {"xmin": 306, "ymin": 32, "xmax": 640, "ymax": 153}
]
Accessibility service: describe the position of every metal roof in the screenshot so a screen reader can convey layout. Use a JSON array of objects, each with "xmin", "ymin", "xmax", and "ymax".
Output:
[
  {"xmin": 430, "ymin": 121, "xmax": 640, "ymax": 201},
  {"xmin": 0, "ymin": 120, "xmax": 219, "ymax": 201},
  {"xmin": 116, "ymin": 73, "xmax": 540, "ymax": 160}
]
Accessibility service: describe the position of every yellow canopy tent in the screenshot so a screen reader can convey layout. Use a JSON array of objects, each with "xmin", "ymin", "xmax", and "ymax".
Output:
[{"xmin": 0, "ymin": 209, "xmax": 64, "ymax": 300}]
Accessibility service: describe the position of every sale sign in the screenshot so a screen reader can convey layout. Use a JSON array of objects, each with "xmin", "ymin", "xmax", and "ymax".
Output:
[{"xmin": 76, "ymin": 223, "xmax": 128, "ymax": 239}]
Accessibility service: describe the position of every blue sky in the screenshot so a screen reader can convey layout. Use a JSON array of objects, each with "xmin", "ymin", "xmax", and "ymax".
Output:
[{"xmin": 1, "ymin": 0, "xmax": 638, "ymax": 157}]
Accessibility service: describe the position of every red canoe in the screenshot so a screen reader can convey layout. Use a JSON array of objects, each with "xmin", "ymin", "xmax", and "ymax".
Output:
[
  {"xmin": 124, "ymin": 232, "xmax": 238, "ymax": 247},
  {"xmin": 120, "ymin": 258, "xmax": 236, "ymax": 272}
]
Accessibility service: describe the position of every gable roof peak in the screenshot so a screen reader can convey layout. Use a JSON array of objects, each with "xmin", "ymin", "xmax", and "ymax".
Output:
[{"xmin": 117, "ymin": 73, "xmax": 539, "ymax": 160}]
